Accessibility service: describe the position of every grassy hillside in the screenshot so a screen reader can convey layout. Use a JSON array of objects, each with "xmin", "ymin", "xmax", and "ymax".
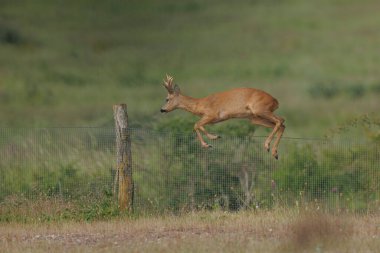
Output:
[{"xmin": 1, "ymin": 0, "xmax": 380, "ymax": 137}]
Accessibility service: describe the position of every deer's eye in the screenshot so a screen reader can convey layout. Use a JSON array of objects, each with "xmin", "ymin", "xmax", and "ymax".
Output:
[{"xmin": 166, "ymin": 98, "xmax": 169, "ymax": 102}]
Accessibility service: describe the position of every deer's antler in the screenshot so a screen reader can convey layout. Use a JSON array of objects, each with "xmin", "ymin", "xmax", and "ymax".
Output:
[{"xmin": 163, "ymin": 74, "xmax": 174, "ymax": 93}]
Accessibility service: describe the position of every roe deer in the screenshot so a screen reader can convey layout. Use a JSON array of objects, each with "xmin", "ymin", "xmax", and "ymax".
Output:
[{"xmin": 160, "ymin": 74, "xmax": 285, "ymax": 159}]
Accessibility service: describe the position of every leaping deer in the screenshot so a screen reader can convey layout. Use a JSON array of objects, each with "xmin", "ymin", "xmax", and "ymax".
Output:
[{"xmin": 160, "ymin": 74, "xmax": 285, "ymax": 159}]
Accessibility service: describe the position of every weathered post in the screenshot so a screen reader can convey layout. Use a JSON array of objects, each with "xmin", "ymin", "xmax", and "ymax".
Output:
[{"xmin": 113, "ymin": 104, "xmax": 133, "ymax": 212}]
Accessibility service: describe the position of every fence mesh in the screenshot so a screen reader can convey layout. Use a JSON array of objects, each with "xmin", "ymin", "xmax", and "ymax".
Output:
[
  {"xmin": 0, "ymin": 127, "xmax": 379, "ymax": 215},
  {"xmin": 0, "ymin": 128, "xmax": 115, "ymax": 201}
]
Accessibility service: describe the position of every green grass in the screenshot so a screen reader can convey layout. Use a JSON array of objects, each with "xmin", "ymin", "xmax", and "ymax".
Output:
[
  {"xmin": 0, "ymin": 0, "xmax": 379, "ymax": 137},
  {"xmin": 1, "ymin": 127, "xmax": 378, "ymax": 222},
  {"xmin": 2, "ymin": 4, "xmax": 380, "ymax": 248}
]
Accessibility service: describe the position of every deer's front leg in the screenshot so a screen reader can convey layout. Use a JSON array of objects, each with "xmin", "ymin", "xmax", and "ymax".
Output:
[
  {"xmin": 194, "ymin": 117, "xmax": 217, "ymax": 148},
  {"xmin": 199, "ymin": 126, "xmax": 220, "ymax": 140}
]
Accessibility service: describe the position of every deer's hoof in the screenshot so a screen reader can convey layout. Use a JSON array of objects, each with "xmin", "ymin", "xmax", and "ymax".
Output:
[
  {"xmin": 202, "ymin": 143, "xmax": 212, "ymax": 148},
  {"xmin": 208, "ymin": 135, "xmax": 220, "ymax": 140}
]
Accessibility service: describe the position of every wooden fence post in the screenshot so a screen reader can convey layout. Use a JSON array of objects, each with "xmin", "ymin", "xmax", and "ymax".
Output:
[{"xmin": 113, "ymin": 104, "xmax": 133, "ymax": 212}]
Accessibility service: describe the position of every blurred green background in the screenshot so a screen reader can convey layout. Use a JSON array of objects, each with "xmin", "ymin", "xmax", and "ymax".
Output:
[{"xmin": 1, "ymin": 0, "xmax": 379, "ymax": 138}]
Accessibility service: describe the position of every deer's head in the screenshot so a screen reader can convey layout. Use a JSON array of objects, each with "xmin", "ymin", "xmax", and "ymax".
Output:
[{"xmin": 160, "ymin": 74, "xmax": 181, "ymax": 113}]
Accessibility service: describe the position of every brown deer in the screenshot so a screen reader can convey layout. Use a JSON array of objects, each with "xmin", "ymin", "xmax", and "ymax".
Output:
[{"xmin": 160, "ymin": 74, "xmax": 285, "ymax": 159}]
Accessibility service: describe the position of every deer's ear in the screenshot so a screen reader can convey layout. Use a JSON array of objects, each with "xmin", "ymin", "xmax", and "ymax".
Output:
[{"xmin": 174, "ymin": 84, "xmax": 180, "ymax": 95}]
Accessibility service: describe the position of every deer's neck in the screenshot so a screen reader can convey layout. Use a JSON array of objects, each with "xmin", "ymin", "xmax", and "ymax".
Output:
[{"xmin": 178, "ymin": 95, "xmax": 203, "ymax": 116}]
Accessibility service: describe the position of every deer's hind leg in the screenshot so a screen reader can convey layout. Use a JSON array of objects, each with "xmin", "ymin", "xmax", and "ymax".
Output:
[
  {"xmin": 272, "ymin": 120, "xmax": 285, "ymax": 159},
  {"xmin": 248, "ymin": 105, "xmax": 285, "ymax": 158},
  {"xmin": 250, "ymin": 117, "xmax": 276, "ymax": 152},
  {"xmin": 255, "ymin": 112, "xmax": 284, "ymax": 159}
]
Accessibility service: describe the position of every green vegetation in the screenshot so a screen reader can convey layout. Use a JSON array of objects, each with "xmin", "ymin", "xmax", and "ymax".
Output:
[
  {"xmin": 1, "ymin": 0, "xmax": 380, "ymax": 222},
  {"xmin": 0, "ymin": 0, "xmax": 379, "ymax": 137},
  {"xmin": 0, "ymin": 127, "xmax": 379, "ymax": 222},
  {"xmin": 0, "ymin": 128, "xmax": 118, "ymax": 222}
]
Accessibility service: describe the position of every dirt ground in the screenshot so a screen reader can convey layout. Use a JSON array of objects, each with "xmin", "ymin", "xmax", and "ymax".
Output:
[{"xmin": 1, "ymin": 211, "xmax": 380, "ymax": 253}]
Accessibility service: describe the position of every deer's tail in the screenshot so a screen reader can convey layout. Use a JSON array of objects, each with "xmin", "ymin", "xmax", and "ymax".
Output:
[{"xmin": 270, "ymin": 98, "xmax": 279, "ymax": 112}]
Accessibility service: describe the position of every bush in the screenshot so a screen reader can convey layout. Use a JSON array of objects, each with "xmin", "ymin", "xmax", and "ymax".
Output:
[
  {"xmin": 0, "ymin": 26, "xmax": 23, "ymax": 45},
  {"xmin": 308, "ymin": 82, "xmax": 341, "ymax": 99},
  {"xmin": 274, "ymin": 144, "xmax": 332, "ymax": 200},
  {"xmin": 346, "ymin": 84, "xmax": 365, "ymax": 98},
  {"xmin": 370, "ymin": 83, "xmax": 380, "ymax": 93}
]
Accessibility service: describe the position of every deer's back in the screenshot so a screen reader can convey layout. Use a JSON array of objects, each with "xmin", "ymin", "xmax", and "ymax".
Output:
[{"xmin": 200, "ymin": 87, "xmax": 278, "ymax": 119}]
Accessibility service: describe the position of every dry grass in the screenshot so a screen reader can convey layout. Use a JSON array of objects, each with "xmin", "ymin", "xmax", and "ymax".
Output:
[{"xmin": 1, "ymin": 210, "xmax": 379, "ymax": 253}]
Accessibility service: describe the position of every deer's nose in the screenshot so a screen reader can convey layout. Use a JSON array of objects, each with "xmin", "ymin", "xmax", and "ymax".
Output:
[{"xmin": 160, "ymin": 109, "xmax": 167, "ymax": 113}]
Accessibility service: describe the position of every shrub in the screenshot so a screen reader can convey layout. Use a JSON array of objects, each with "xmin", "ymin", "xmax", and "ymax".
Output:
[
  {"xmin": 346, "ymin": 83, "xmax": 365, "ymax": 98},
  {"xmin": 0, "ymin": 27, "xmax": 23, "ymax": 45},
  {"xmin": 370, "ymin": 82, "xmax": 380, "ymax": 93},
  {"xmin": 308, "ymin": 82, "xmax": 341, "ymax": 99}
]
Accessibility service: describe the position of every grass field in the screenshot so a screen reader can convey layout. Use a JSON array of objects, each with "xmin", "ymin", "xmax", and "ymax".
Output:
[
  {"xmin": 1, "ymin": 0, "xmax": 380, "ymax": 138},
  {"xmin": 1, "ymin": 210, "xmax": 380, "ymax": 253},
  {"xmin": 1, "ymin": 1, "xmax": 380, "ymax": 252}
]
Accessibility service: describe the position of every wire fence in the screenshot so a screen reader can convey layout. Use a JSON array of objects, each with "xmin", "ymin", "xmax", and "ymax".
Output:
[{"xmin": 0, "ymin": 127, "xmax": 379, "ymax": 214}]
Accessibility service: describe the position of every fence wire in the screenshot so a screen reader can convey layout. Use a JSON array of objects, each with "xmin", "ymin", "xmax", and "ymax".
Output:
[{"xmin": 0, "ymin": 127, "xmax": 379, "ymax": 214}]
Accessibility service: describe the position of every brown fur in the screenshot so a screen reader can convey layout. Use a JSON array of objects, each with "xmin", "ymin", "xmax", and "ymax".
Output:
[{"xmin": 161, "ymin": 75, "xmax": 285, "ymax": 159}]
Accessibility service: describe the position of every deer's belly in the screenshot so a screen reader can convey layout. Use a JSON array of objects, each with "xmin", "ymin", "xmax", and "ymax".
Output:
[{"xmin": 217, "ymin": 109, "xmax": 252, "ymax": 120}]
